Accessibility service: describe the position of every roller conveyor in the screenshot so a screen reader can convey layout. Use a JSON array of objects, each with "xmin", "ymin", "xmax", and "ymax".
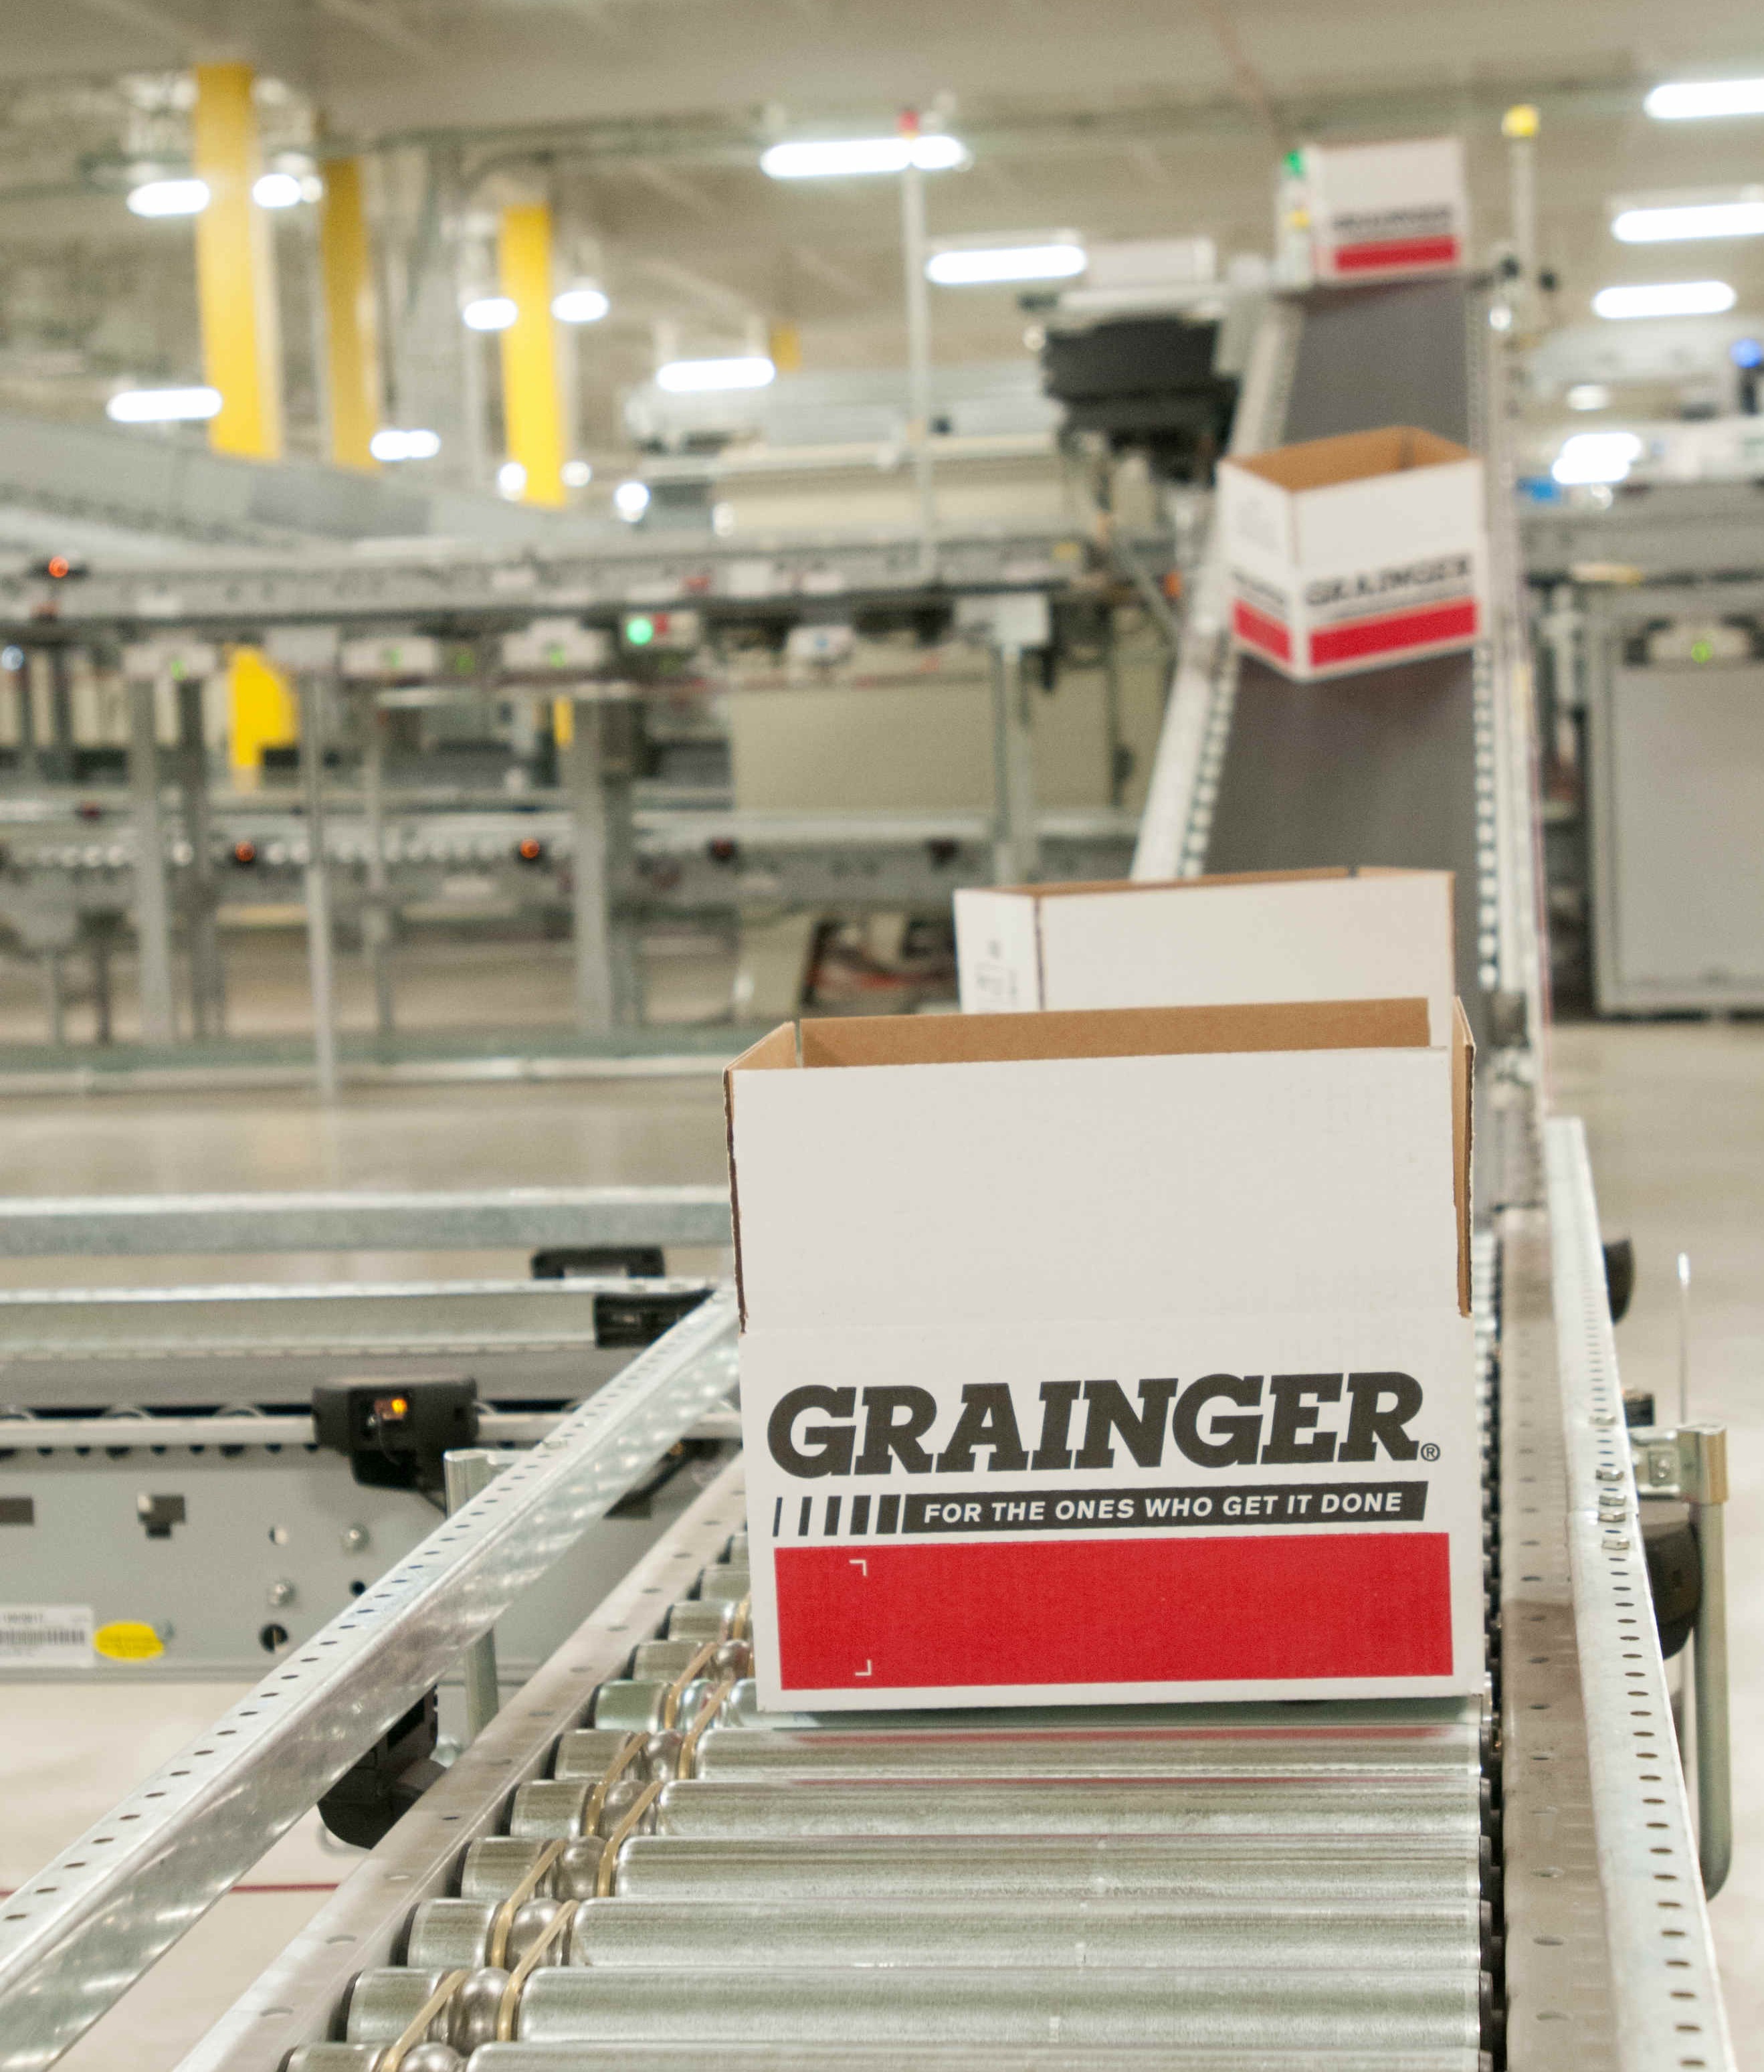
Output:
[{"xmin": 0, "ymin": 279, "xmax": 1735, "ymax": 2072}]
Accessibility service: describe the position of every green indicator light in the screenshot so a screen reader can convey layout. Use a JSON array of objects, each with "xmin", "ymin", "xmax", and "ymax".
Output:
[
  {"xmin": 1692, "ymin": 640, "xmax": 1713, "ymax": 664},
  {"xmin": 626, "ymin": 615, "xmax": 656, "ymax": 647},
  {"xmin": 1284, "ymin": 149, "xmax": 1305, "ymax": 175}
]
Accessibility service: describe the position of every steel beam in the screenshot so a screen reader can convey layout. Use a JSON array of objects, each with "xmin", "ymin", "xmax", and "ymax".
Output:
[{"xmin": 0, "ymin": 1184, "xmax": 730, "ymax": 1257}]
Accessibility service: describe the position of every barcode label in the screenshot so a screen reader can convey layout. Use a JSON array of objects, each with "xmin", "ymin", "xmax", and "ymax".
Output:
[{"xmin": 0, "ymin": 1604, "xmax": 94, "ymax": 1667}]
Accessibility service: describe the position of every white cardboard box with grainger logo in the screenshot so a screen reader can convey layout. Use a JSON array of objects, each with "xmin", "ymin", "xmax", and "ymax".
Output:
[
  {"xmin": 1294, "ymin": 136, "xmax": 1470, "ymax": 284},
  {"xmin": 726, "ymin": 999, "xmax": 1481, "ymax": 1711},
  {"xmin": 1219, "ymin": 428, "xmax": 1487, "ymax": 681},
  {"xmin": 955, "ymin": 866, "xmax": 1456, "ymax": 1043}
]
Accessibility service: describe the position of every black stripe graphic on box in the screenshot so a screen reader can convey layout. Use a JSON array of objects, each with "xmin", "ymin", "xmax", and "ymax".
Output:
[
  {"xmin": 772, "ymin": 1497, "xmax": 783, "ymax": 1536},
  {"xmin": 797, "ymin": 1495, "xmax": 812, "ymax": 1537},
  {"xmin": 876, "ymin": 1493, "xmax": 900, "ymax": 1534},
  {"xmin": 824, "ymin": 1495, "xmax": 842, "ymax": 1535},
  {"xmin": 850, "ymin": 1495, "xmax": 871, "ymax": 1535}
]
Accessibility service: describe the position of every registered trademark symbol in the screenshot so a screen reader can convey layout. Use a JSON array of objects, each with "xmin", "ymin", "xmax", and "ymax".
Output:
[{"xmin": 1420, "ymin": 1442, "xmax": 1440, "ymax": 1461}]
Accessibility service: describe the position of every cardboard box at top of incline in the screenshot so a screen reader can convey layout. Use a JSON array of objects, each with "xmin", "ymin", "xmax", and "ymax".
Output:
[
  {"xmin": 1218, "ymin": 427, "xmax": 1487, "ymax": 681},
  {"xmin": 955, "ymin": 867, "xmax": 1455, "ymax": 1044},
  {"xmin": 1293, "ymin": 136, "xmax": 1469, "ymax": 284},
  {"xmin": 726, "ymin": 998, "xmax": 1481, "ymax": 1711}
]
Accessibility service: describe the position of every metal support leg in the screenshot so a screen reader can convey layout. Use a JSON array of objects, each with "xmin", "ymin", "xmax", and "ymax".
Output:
[
  {"xmin": 571, "ymin": 694, "xmax": 615, "ymax": 1034},
  {"xmin": 1683, "ymin": 1422, "xmax": 1731, "ymax": 1897},
  {"xmin": 126, "ymin": 676, "xmax": 177, "ymax": 1044},
  {"xmin": 45, "ymin": 648, "xmax": 74, "ymax": 783},
  {"xmin": 362, "ymin": 701, "xmax": 395, "ymax": 1036},
  {"xmin": 298, "ymin": 674, "xmax": 339, "ymax": 1101},
  {"xmin": 900, "ymin": 159, "xmax": 937, "ymax": 575},
  {"xmin": 443, "ymin": 1449, "xmax": 503, "ymax": 1742},
  {"xmin": 989, "ymin": 642, "xmax": 1038, "ymax": 885},
  {"xmin": 41, "ymin": 952, "xmax": 64, "ymax": 1047},
  {"xmin": 175, "ymin": 676, "xmax": 224, "ymax": 1039}
]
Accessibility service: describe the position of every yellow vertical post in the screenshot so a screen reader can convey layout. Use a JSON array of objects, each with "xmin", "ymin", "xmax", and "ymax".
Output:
[
  {"xmin": 318, "ymin": 157, "xmax": 381, "ymax": 471},
  {"xmin": 498, "ymin": 201, "xmax": 567, "ymax": 506},
  {"xmin": 768, "ymin": 322, "xmax": 803, "ymax": 375},
  {"xmin": 227, "ymin": 649, "xmax": 298, "ymax": 787},
  {"xmin": 191, "ymin": 62, "xmax": 283, "ymax": 460}
]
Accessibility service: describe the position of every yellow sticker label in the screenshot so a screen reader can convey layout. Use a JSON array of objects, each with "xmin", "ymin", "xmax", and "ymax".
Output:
[{"xmin": 93, "ymin": 1620, "xmax": 164, "ymax": 1662}]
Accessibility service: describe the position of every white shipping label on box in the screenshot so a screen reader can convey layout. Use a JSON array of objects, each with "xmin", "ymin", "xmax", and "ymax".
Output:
[
  {"xmin": 1219, "ymin": 428, "xmax": 1487, "ymax": 681},
  {"xmin": 0, "ymin": 1604, "xmax": 94, "ymax": 1669},
  {"xmin": 728, "ymin": 1005, "xmax": 1478, "ymax": 1709},
  {"xmin": 743, "ymin": 1311, "xmax": 1481, "ymax": 1709},
  {"xmin": 955, "ymin": 870, "xmax": 1455, "ymax": 1045}
]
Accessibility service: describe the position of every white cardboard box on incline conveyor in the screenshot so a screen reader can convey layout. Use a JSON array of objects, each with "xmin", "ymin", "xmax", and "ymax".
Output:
[
  {"xmin": 955, "ymin": 866, "xmax": 1456, "ymax": 1044},
  {"xmin": 726, "ymin": 994, "xmax": 1481, "ymax": 1712}
]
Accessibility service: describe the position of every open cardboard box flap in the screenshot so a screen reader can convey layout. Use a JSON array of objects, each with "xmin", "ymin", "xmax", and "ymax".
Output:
[
  {"xmin": 727, "ymin": 996, "xmax": 1473, "ymax": 1320},
  {"xmin": 974, "ymin": 864, "xmax": 1440, "ymax": 903},
  {"xmin": 1230, "ymin": 426, "xmax": 1472, "ymax": 495}
]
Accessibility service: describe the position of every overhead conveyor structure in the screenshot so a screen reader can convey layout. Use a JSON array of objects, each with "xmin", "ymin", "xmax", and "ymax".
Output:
[{"xmin": 0, "ymin": 279, "xmax": 1737, "ymax": 2071}]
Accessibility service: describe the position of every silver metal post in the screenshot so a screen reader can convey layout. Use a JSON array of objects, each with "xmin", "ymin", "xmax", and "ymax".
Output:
[
  {"xmin": 362, "ymin": 696, "xmax": 395, "ymax": 1036},
  {"xmin": 444, "ymin": 1448, "xmax": 504, "ymax": 1741},
  {"xmin": 571, "ymin": 693, "xmax": 615, "ymax": 1033},
  {"xmin": 126, "ymin": 672, "xmax": 177, "ymax": 1044},
  {"xmin": 298, "ymin": 673, "xmax": 340, "ymax": 1101},
  {"xmin": 1678, "ymin": 1250, "xmax": 1692, "ymax": 1422},
  {"xmin": 40, "ymin": 951, "xmax": 64, "ymax": 1047},
  {"xmin": 899, "ymin": 158, "xmax": 937, "ymax": 573},
  {"xmin": 1682, "ymin": 1422, "xmax": 1732, "ymax": 1897},
  {"xmin": 175, "ymin": 674, "xmax": 224, "ymax": 1040},
  {"xmin": 989, "ymin": 643, "xmax": 1038, "ymax": 885}
]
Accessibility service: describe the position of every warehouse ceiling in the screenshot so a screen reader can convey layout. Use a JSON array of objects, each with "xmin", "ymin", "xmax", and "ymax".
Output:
[{"xmin": 3, "ymin": 0, "xmax": 1764, "ymax": 468}]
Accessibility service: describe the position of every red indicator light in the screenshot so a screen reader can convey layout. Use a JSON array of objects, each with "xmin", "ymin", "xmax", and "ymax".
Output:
[
  {"xmin": 517, "ymin": 836, "xmax": 543, "ymax": 862},
  {"xmin": 46, "ymin": 556, "xmax": 70, "ymax": 581},
  {"xmin": 233, "ymin": 840, "xmax": 258, "ymax": 866}
]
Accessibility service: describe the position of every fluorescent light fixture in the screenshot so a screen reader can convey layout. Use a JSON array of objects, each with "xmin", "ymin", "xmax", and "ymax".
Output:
[
  {"xmin": 253, "ymin": 171, "xmax": 305, "ymax": 209},
  {"xmin": 462, "ymin": 295, "xmax": 518, "ymax": 332},
  {"xmin": 1567, "ymin": 383, "xmax": 1613, "ymax": 411},
  {"xmin": 1646, "ymin": 78, "xmax": 1764, "ymax": 120},
  {"xmin": 1613, "ymin": 197, "xmax": 1764, "ymax": 243},
  {"xmin": 497, "ymin": 460, "xmax": 528, "ymax": 498},
  {"xmin": 552, "ymin": 285, "xmax": 610, "ymax": 324},
  {"xmin": 927, "ymin": 239, "xmax": 1086, "ymax": 286},
  {"xmin": 1592, "ymin": 280, "xmax": 1736, "ymax": 319},
  {"xmin": 369, "ymin": 427, "xmax": 442, "ymax": 462},
  {"xmin": 613, "ymin": 479, "xmax": 650, "ymax": 521},
  {"xmin": 106, "ymin": 385, "xmax": 222, "ymax": 424},
  {"xmin": 561, "ymin": 458, "xmax": 593, "ymax": 488},
  {"xmin": 760, "ymin": 134, "xmax": 968, "ymax": 179},
  {"xmin": 655, "ymin": 355, "xmax": 775, "ymax": 393},
  {"xmin": 126, "ymin": 177, "xmax": 209, "ymax": 218},
  {"xmin": 1552, "ymin": 431, "xmax": 1643, "ymax": 485}
]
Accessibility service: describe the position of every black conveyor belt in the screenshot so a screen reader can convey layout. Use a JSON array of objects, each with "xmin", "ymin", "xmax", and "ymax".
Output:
[{"xmin": 1203, "ymin": 278, "xmax": 1489, "ymax": 1042}]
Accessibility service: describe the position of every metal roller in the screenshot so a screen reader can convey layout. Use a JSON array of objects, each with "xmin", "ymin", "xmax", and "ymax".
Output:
[
  {"xmin": 650, "ymin": 1775, "xmax": 1482, "ymax": 1839},
  {"xmin": 663, "ymin": 1600, "xmax": 731, "ymax": 1641},
  {"xmin": 512, "ymin": 1966, "xmax": 1486, "ymax": 2051},
  {"xmin": 689, "ymin": 1725, "xmax": 1482, "ymax": 1781},
  {"xmin": 609, "ymin": 1833, "xmax": 1488, "ymax": 1905},
  {"xmin": 345, "ymin": 1966, "xmax": 454, "ymax": 2045},
  {"xmin": 467, "ymin": 2047, "xmax": 1483, "ymax": 2072},
  {"xmin": 591, "ymin": 1678, "xmax": 722, "ymax": 1733},
  {"xmin": 460, "ymin": 1839, "xmax": 558, "ymax": 1903},
  {"xmin": 407, "ymin": 1899, "xmax": 497, "ymax": 1970},
  {"xmin": 561, "ymin": 1895, "xmax": 1485, "ymax": 1972},
  {"xmin": 552, "ymin": 1730, "xmax": 644, "ymax": 1781}
]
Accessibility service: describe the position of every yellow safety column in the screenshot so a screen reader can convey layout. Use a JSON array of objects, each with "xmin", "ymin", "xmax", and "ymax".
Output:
[
  {"xmin": 318, "ymin": 157, "xmax": 381, "ymax": 470},
  {"xmin": 227, "ymin": 648, "xmax": 298, "ymax": 787},
  {"xmin": 191, "ymin": 61, "xmax": 283, "ymax": 460},
  {"xmin": 769, "ymin": 322, "xmax": 803, "ymax": 375},
  {"xmin": 498, "ymin": 202, "xmax": 567, "ymax": 506}
]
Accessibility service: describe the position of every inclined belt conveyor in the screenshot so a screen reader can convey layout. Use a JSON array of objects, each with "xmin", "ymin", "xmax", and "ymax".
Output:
[{"xmin": 286, "ymin": 1521, "xmax": 1495, "ymax": 2071}]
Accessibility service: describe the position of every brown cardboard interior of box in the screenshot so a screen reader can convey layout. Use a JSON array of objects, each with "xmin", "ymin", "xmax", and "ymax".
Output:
[
  {"xmin": 1232, "ymin": 425, "xmax": 1471, "ymax": 492},
  {"xmin": 981, "ymin": 864, "xmax": 1446, "ymax": 903},
  {"xmin": 789, "ymin": 997, "xmax": 1428, "ymax": 1070}
]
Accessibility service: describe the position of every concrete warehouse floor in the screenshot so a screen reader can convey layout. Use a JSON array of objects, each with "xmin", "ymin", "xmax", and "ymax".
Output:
[{"xmin": 0, "ymin": 1019, "xmax": 1757, "ymax": 2065}]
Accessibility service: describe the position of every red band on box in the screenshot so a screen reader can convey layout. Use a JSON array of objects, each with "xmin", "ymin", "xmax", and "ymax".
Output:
[
  {"xmin": 1232, "ymin": 599, "xmax": 1292, "ymax": 662},
  {"xmin": 774, "ymin": 1531, "xmax": 1453, "ymax": 1690},
  {"xmin": 1306, "ymin": 597, "xmax": 1478, "ymax": 670},
  {"xmin": 1330, "ymin": 236, "xmax": 1461, "ymax": 274}
]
